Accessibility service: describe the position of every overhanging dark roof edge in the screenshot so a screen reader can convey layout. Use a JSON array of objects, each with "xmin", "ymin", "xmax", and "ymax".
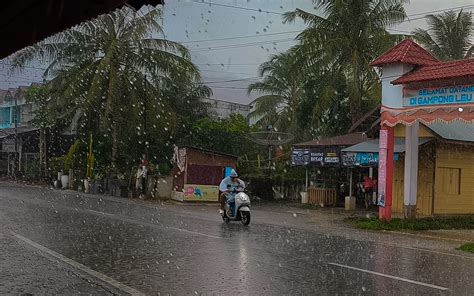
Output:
[{"xmin": 0, "ymin": 0, "xmax": 164, "ymax": 59}]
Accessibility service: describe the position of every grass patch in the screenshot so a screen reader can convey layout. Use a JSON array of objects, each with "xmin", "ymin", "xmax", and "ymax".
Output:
[
  {"xmin": 347, "ymin": 216, "xmax": 474, "ymax": 231},
  {"xmin": 457, "ymin": 243, "xmax": 474, "ymax": 253}
]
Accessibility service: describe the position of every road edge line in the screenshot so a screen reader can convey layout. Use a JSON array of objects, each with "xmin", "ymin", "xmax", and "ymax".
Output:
[
  {"xmin": 328, "ymin": 262, "xmax": 449, "ymax": 291},
  {"xmin": 12, "ymin": 232, "xmax": 146, "ymax": 296}
]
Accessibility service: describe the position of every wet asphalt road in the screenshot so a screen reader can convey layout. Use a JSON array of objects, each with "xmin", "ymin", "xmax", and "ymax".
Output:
[{"xmin": 0, "ymin": 182, "xmax": 473, "ymax": 295}]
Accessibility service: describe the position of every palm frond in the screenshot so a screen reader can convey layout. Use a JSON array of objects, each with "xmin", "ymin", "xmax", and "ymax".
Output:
[
  {"xmin": 283, "ymin": 8, "xmax": 326, "ymax": 26},
  {"xmin": 138, "ymin": 38, "xmax": 190, "ymax": 59}
]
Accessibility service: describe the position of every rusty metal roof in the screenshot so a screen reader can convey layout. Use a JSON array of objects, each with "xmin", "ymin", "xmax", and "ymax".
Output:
[{"xmin": 293, "ymin": 132, "xmax": 368, "ymax": 148}]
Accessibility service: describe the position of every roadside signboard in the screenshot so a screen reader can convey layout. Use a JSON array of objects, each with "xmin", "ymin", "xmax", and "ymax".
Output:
[
  {"xmin": 378, "ymin": 130, "xmax": 388, "ymax": 207},
  {"xmin": 183, "ymin": 184, "xmax": 219, "ymax": 202}
]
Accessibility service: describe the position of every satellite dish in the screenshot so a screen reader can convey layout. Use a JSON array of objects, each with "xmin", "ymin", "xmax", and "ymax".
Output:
[
  {"xmin": 247, "ymin": 131, "xmax": 294, "ymax": 146},
  {"xmin": 247, "ymin": 130, "xmax": 294, "ymax": 173}
]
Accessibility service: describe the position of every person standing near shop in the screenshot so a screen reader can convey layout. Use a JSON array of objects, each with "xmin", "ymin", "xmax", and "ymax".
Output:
[
  {"xmin": 136, "ymin": 155, "xmax": 148, "ymax": 199},
  {"xmin": 363, "ymin": 175, "xmax": 375, "ymax": 210}
]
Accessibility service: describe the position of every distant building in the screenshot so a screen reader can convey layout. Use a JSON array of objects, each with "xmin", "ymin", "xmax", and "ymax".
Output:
[
  {"xmin": 247, "ymin": 100, "xmax": 260, "ymax": 126},
  {"xmin": 0, "ymin": 85, "xmax": 40, "ymax": 174},
  {"xmin": 201, "ymin": 98, "xmax": 250, "ymax": 119},
  {"xmin": 0, "ymin": 86, "xmax": 36, "ymax": 128}
]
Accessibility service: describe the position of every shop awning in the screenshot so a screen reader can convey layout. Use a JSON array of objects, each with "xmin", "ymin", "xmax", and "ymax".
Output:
[
  {"xmin": 0, "ymin": 127, "xmax": 39, "ymax": 139},
  {"xmin": 342, "ymin": 137, "xmax": 432, "ymax": 153}
]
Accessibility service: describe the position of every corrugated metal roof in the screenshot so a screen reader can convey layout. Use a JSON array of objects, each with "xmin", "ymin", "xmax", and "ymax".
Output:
[
  {"xmin": 425, "ymin": 121, "xmax": 474, "ymax": 142},
  {"xmin": 342, "ymin": 137, "xmax": 432, "ymax": 153}
]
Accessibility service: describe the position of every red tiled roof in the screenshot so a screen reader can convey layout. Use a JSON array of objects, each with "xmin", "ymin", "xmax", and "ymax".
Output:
[
  {"xmin": 392, "ymin": 58, "xmax": 474, "ymax": 85},
  {"xmin": 293, "ymin": 132, "xmax": 367, "ymax": 147},
  {"xmin": 370, "ymin": 39, "xmax": 438, "ymax": 66}
]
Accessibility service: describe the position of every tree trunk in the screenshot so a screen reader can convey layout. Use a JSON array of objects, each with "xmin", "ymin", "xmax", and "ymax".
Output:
[
  {"xmin": 111, "ymin": 127, "xmax": 118, "ymax": 169},
  {"xmin": 349, "ymin": 97, "xmax": 362, "ymax": 125},
  {"xmin": 349, "ymin": 70, "xmax": 363, "ymax": 125},
  {"xmin": 348, "ymin": 54, "xmax": 364, "ymax": 125},
  {"xmin": 39, "ymin": 128, "xmax": 46, "ymax": 177}
]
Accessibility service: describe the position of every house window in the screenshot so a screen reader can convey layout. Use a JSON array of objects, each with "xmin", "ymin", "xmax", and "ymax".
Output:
[
  {"xmin": 11, "ymin": 107, "xmax": 21, "ymax": 124},
  {"xmin": 438, "ymin": 167, "xmax": 461, "ymax": 195}
]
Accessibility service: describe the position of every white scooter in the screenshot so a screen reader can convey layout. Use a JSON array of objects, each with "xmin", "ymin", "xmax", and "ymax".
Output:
[{"xmin": 221, "ymin": 188, "xmax": 251, "ymax": 225}]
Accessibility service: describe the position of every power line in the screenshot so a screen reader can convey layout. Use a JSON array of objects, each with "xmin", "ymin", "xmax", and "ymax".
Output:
[
  {"xmin": 406, "ymin": 4, "xmax": 474, "ymax": 18},
  {"xmin": 185, "ymin": 27, "xmax": 410, "ymax": 48},
  {"xmin": 205, "ymin": 71, "xmax": 420, "ymax": 89},
  {"xmin": 190, "ymin": 0, "xmax": 283, "ymax": 15},
  {"xmin": 179, "ymin": 3, "xmax": 474, "ymax": 45},
  {"xmin": 200, "ymin": 69, "xmax": 256, "ymax": 76},
  {"xmin": 190, "ymin": 1, "xmax": 474, "ymax": 25},
  {"xmin": 179, "ymin": 3, "xmax": 474, "ymax": 48},
  {"xmin": 206, "ymin": 86, "xmax": 249, "ymax": 90},
  {"xmin": 196, "ymin": 63, "xmax": 262, "ymax": 66},
  {"xmin": 204, "ymin": 77, "xmax": 260, "ymax": 84},
  {"xmin": 405, "ymin": 6, "xmax": 474, "ymax": 22},
  {"xmin": 180, "ymin": 30, "xmax": 301, "ymax": 44},
  {"xmin": 190, "ymin": 38, "xmax": 294, "ymax": 52}
]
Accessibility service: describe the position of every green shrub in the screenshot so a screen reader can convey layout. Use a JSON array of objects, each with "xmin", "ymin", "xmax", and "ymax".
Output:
[
  {"xmin": 349, "ymin": 216, "xmax": 474, "ymax": 231},
  {"xmin": 457, "ymin": 243, "xmax": 474, "ymax": 253}
]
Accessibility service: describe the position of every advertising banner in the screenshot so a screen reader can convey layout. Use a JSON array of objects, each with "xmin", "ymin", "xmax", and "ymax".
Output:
[
  {"xmin": 291, "ymin": 148, "xmax": 341, "ymax": 167},
  {"xmin": 342, "ymin": 152, "xmax": 379, "ymax": 166},
  {"xmin": 183, "ymin": 184, "xmax": 219, "ymax": 202},
  {"xmin": 378, "ymin": 132, "xmax": 388, "ymax": 207}
]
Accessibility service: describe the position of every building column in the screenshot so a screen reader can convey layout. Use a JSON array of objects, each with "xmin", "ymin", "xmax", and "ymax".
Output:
[
  {"xmin": 369, "ymin": 167, "xmax": 376, "ymax": 204},
  {"xmin": 403, "ymin": 121, "xmax": 419, "ymax": 219},
  {"xmin": 379, "ymin": 125, "xmax": 395, "ymax": 221}
]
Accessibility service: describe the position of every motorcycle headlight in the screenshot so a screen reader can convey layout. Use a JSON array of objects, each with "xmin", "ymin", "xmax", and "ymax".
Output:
[{"xmin": 240, "ymin": 194, "xmax": 248, "ymax": 201}]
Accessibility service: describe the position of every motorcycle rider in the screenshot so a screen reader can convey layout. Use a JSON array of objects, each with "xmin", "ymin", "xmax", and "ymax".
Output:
[{"xmin": 218, "ymin": 169, "xmax": 245, "ymax": 215}]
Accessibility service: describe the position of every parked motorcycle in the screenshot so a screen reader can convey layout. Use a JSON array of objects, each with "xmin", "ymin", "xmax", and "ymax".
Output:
[{"xmin": 221, "ymin": 190, "xmax": 251, "ymax": 225}]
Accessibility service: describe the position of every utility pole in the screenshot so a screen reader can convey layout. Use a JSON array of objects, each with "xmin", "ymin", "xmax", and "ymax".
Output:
[
  {"xmin": 143, "ymin": 75, "xmax": 148, "ymax": 159},
  {"xmin": 13, "ymin": 91, "xmax": 18, "ymax": 179},
  {"xmin": 40, "ymin": 78, "xmax": 47, "ymax": 178}
]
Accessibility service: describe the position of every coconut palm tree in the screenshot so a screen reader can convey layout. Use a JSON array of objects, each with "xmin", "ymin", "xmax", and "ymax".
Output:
[
  {"xmin": 248, "ymin": 51, "xmax": 306, "ymax": 133},
  {"xmin": 283, "ymin": 0, "xmax": 407, "ymax": 124},
  {"xmin": 10, "ymin": 6, "xmax": 201, "ymax": 166},
  {"xmin": 412, "ymin": 10, "xmax": 474, "ymax": 60}
]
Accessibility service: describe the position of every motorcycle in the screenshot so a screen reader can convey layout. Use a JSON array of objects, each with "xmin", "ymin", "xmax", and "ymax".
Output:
[{"xmin": 221, "ymin": 189, "xmax": 251, "ymax": 225}]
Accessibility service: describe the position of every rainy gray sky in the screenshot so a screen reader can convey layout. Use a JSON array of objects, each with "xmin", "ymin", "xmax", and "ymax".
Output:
[{"xmin": 1, "ymin": 0, "xmax": 473, "ymax": 104}]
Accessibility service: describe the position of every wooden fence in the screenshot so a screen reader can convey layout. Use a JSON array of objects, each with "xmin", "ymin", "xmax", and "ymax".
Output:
[{"xmin": 308, "ymin": 187, "xmax": 337, "ymax": 206}]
